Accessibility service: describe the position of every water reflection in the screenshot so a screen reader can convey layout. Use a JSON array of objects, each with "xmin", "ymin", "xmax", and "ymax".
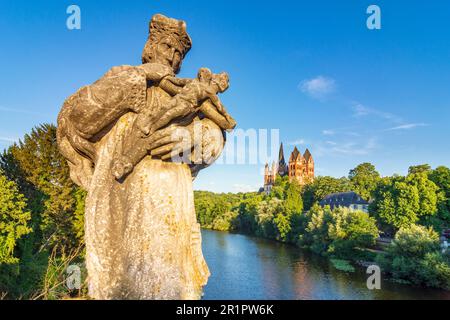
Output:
[{"xmin": 201, "ymin": 229, "xmax": 450, "ymax": 300}]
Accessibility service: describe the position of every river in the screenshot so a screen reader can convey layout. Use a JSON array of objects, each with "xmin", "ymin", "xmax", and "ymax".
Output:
[{"xmin": 201, "ymin": 229, "xmax": 450, "ymax": 300}]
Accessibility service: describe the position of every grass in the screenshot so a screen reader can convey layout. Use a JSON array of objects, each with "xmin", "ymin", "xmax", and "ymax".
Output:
[{"xmin": 30, "ymin": 245, "xmax": 88, "ymax": 300}]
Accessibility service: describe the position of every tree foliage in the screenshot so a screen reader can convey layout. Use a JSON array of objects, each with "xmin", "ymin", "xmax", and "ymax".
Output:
[
  {"xmin": 302, "ymin": 176, "xmax": 353, "ymax": 210},
  {"xmin": 0, "ymin": 124, "xmax": 81, "ymax": 252},
  {"xmin": 194, "ymin": 191, "xmax": 243, "ymax": 231},
  {"xmin": 377, "ymin": 225, "xmax": 450, "ymax": 289},
  {"xmin": 428, "ymin": 166, "xmax": 450, "ymax": 229},
  {"xmin": 370, "ymin": 172, "xmax": 439, "ymax": 232},
  {"xmin": 300, "ymin": 205, "xmax": 378, "ymax": 258},
  {"xmin": 408, "ymin": 164, "xmax": 432, "ymax": 175},
  {"xmin": 0, "ymin": 170, "xmax": 32, "ymax": 264},
  {"xmin": 348, "ymin": 162, "xmax": 380, "ymax": 201}
]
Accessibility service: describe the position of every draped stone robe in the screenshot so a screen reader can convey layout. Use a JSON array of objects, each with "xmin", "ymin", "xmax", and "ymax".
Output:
[{"xmin": 58, "ymin": 67, "xmax": 224, "ymax": 299}]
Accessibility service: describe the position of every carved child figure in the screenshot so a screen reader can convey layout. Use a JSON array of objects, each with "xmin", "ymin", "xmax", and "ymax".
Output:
[
  {"xmin": 111, "ymin": 68, "xmax": 230, "ymax": 180},
  {"xmin": 138, "ymin": 67, "xmax": 229, "ymax": 137}
]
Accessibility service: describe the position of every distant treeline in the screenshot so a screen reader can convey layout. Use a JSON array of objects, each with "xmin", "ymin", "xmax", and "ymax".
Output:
[{"xmin": 195, "ymin": 162, "xmax": 450, "ymax": 290}]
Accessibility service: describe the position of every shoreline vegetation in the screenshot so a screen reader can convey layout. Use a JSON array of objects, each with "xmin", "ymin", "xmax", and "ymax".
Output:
[
  {"xmin": 0, "ymin": 124, "xmax": 449, "ymax": 299},
  {"xmin": 194, "ymin": 163, "xmax": 450, "ymax": 291}
]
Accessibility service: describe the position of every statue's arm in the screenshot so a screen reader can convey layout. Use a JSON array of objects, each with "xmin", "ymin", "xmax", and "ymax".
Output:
[
  {"xmin": 165, "ymin": 76, "xmax": 190, "ymax": 86},
  {"xmin": 206, "ymin": 93, "xmax": 222, "ymax": 111},
  {"xmin": 138, "ymin": 63, "xmax": 175, "ymax": 82},
  {"xmin": 159, "ymin": 77, "xmax": 184, "ymax": 96},
  {"xmin": 199, "ymin": 100, "xmax": 236, "ymax": 131}
]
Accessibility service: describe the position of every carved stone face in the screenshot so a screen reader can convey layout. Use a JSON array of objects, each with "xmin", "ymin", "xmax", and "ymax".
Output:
[
  {"xmin": 197, "ymin": 68, "xmax": 212, "ymax": 83},
  {"xmin": 213, "ymin": 73, "xmax": 230, "ymax": 93},
  {"xmin": 143, "ymin": 36, "xmax": 184, "ymax": 73}
]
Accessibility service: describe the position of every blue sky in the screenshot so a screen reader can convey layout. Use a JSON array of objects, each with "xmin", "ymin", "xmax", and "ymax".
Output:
[{"xmin": 1, "ymin": 0, "xmax": 449, "ymax": 193}]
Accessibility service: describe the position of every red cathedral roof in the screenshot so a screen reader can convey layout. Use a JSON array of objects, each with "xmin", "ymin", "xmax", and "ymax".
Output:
[{"xmin": 289, "ymin": 146, "xmax": 301, "ymax": 162}]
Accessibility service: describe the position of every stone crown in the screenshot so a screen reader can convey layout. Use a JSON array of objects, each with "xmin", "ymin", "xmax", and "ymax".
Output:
[{"xmin": 149, "ymin": 14, "xmax": 192, "ymax": 57}]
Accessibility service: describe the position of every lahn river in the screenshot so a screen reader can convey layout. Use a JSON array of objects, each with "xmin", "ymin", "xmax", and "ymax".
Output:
[{"xmin": 201, "ymin": 229, "xmax": 450, "ymax": 300}]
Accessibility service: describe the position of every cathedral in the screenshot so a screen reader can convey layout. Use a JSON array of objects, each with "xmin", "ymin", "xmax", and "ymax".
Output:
[{"xmin": 263, "ymin": 143, "xmax": 315, "ymax": 194}]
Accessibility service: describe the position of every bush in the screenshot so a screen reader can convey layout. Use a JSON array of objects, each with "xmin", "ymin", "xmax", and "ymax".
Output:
[
  {"xmin": 327, "ymin": 208, "xmax": 379, "ymax": 258},
  {"xmin": 378, "ymin": 225, "xmax": 450, "ymax": 289},
  {"xmin": 300, "ymin": 205, "xmax": 379, "ymax": 259}
]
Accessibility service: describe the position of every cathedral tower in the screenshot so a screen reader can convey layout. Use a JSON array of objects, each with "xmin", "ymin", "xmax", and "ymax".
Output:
[
  {"xmin": 277, "ymin": 143, "xmax": 288, "ymax": 176},
  {"xmin": 263, "ymin": 143, "xmax": 315, "ymax": 193}
]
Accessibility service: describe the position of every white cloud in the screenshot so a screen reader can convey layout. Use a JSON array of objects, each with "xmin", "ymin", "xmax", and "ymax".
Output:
[
  {"xmin": 344, "ymin": 131, "xmax": 361, "ymax": 137},
  {"xmin": 352, "ymin": 103, "xmax": 371, "ymax": 117},
  {"xmin": 384, "ymin": 123, "xmax": 429, "ymax": 131},
  {"xmin": 322, "ymin": 130, "xmax": 335, "ymax": 136},
  {"xmin": 314, "ymin": 137, "xmax": 377, "ymax": 157},
  {"xmin": 351, "ymin": 103, "xmax": 403, "ymax": 123},
  {"xmin": 288, "ymin": 139, "xmax": 305, "ymax": 146},
  {"xmin": 299, "ymin": 76, "xmax": 336, "ymax": 100},
  {"xmin": 351, "ymin": 103, "xmax": 428, "ymax": 133}
]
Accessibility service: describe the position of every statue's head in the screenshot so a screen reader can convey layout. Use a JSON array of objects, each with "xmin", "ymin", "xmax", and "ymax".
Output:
[
  {"xmin": 212, "ymin": 72, "xmax": 230, "ymax": 93},
  {"xmin": 142, "ymin": 14, "xmax": 192, "ymax": 74},
  {"xmin": 197, "ymin": 67, "xmax": 212, "ymax": 83}
]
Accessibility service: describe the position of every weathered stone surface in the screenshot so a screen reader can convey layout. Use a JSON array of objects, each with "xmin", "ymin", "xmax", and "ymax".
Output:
[
  {"xmin": 85, "ymin": 113, "xmax": 211, "ymax": 299},
  {"xmin": 56, "ymin": 13, "xmax": 235, "ymax": 299}
]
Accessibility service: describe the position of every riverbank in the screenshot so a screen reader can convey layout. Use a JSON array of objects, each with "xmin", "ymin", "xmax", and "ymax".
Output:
[
  {"xmin": 202, "ymin": 221, "xmax": 450, "ymax": 292},
  {"xmin": 201, "ymin": 229, "xmax": 450, "ymax": 299},
  {"xmin": 194, "ymin": 175, "xmax": 450, "ymax": 291}
]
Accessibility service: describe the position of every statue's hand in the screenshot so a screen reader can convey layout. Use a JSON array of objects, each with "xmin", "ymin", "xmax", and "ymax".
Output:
[
  {"xmin": 139, "ymin": 63, "xmax": 175, "ymax": 82},
  {"xmin": 144, "ymin": 118, "xmax": 224, "ymax": 177},
  {"xmin": 111, "ymin": 156, "xmax": 133, "ymax": 181},
  {"xmin": 135, "ymin": 115, "xmax": 153, "ymax": 137}
]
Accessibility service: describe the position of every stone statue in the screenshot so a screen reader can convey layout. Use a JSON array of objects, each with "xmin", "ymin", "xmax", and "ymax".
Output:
[{"xmin": 56, "ymin": 13, "xmax": 236, "ymax": 299}]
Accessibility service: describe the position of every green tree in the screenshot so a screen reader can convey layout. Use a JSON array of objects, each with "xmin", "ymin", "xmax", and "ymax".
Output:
[
  {"xmin": 194, "ymin": 191, "xmax": 245, "ymax": 231},
  {"xmin": 211, "ymin": 210, "xmax": 238, "ymax": 231},
  {"xmin": 406, "ymin": 172, "xmax": 438, "ymax": 217},
  {"xmin": 327, "ymin": 208, "xmax": 379, "ymax": 258},
  {"xmin": 73, "ymin": 189, "xmax": 87, "ymax": 242},
  {"xmin": 303, "ymin": 204, "xmax": 333, "ymax": 254},
  {"xmin": 0, "ymin": 170, "xmax": 32, "ymax": 264},
  {"xmin": 408, "ymin": 164, "xmax": 432, "ymax": 175},
  {"xmin": 370, "ymin": 176, "xmax": 420, "ymax": 232},
  {"xmin": 302, "ymin": 176, "xmax": 353, "ymax": 210},
  {"xmin": 284, "ymin": 180, "xmax": 303, "ymax": 214},
  {"xmin": 269, "ymin": 175, "xmax": 290, "ymax": 200},
  {"xmin": 429, "ymin": 166, "xmax": 450, "ymax": 195},
  {"xmin": 0, "ymin": 124, "xmax": 81, "ymax": 252},
  {"xmin": 300, "ymin": 205, "xmax": 379, "ymax": 258},
  {"xmin": 371, "ymin": 171, "xmax": 439, "ymax": 232},
  {"xmin": 377, "ymin": 225, "xmax": 450, "ymax": 289},
  {"xmin": 348, "ymin": 163, "xmax": 380, "ymax": 201},
  {"xmin": 236, "ymin": 193, "xmax": 263, "ymax": 234},
  {"xmin": 255, "ymin": 198, "xmax": 282, "ymax": 239},
  {"xmin": 428, "ymin": 166, "xmax": 450, "ymax": 228},
  {"xmin": 273, "ymin": 212, "xmax": 291, "ymax": 242}
]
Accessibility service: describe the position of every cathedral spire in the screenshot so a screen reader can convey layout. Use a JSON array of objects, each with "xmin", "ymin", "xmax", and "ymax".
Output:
[
  {"xmin": 278, "ymin": 143, "xmax": 286, "ymax": 165},
  {"xmin": 304, "ymin": 148, "xmax": 312, "ymax": 161},
  {"xmin": 277, "ymin": 142, "xmax": 287, "ymax": 176}
]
